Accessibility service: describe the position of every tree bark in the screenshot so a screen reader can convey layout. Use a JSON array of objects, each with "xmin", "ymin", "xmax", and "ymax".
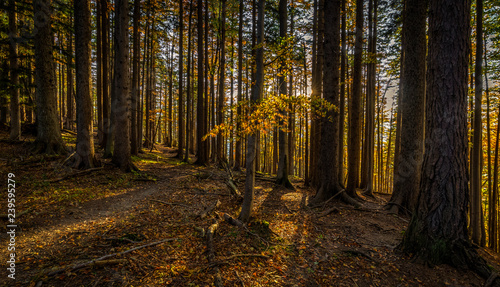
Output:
[
  {"xmin": 33, "ymin": 0, "xmax": 66, "ymax": 154},
  {"xmin": 388, "ymin": 0, "xmax": 426, "ymax": 214},
  {"xmin": 8, "ymin": 0, "xmax": 20, "ymax": 141},
  {"xmin": 402, "ymin": 0, "xmax": 493, "ymax": 280},
  {"xmin": 310, "ymin": 0, "xmax": 343, "ymax": 205},
  {"xmin": 240, "ymin": 0, "xmax": 264, "ymax": 223},
  {"xmin": 73, "ymin": 0, "xmax": 97, "ymax": 169},
  {"xmin": 195, "ymin": 0, "xmax": 208, "ymax": 165},
  {"xmin": 470, "ymin": 0, "xmax": 486, "ymax": 247},
  {"xmin": 346, "ymin": 0, "xmax": 364, "ymax": 198},
  {"xmin": 177, "ymin": 0, "xmax": 185, "ymax": 158},
  {"xmin": 131, "ymin": 0, "xmax": 141, "ymax": 155},
  {"xmin": 276, "ymin": 0, "xmax": 293, "ymax": 189},
  {"xmin": 111, "ymin": 0, "xmax": 135, "ymax": 172},
  {"xmin": 234, "ymin": 0, "xmax": 244, "ymax": 171}
]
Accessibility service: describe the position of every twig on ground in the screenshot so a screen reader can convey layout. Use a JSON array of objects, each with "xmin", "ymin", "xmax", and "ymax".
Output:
[{"xmin": 150, "ymin": 199, "xmax": 192, "ymax": 209}]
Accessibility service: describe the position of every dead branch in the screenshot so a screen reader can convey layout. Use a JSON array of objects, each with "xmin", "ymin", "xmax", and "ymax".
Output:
[
  {"xmin": 47, "ymin": 167, "xmax": 104, "ymax": 183},
  {"xmin": 223, "ymin": 213, "xmax": 244, "ymax": 228},
  {"xmin": 221, "ymin": 254, "xmax": 269, "ymax": 261},
  {"xmin": 46, "ymin": 238, "xmax": 179, "ymax": 276},
  {"xmin": 235, "ymin": 270, "xmax": 245, "ymax": 287},
  {"xmin": 198, "ymin": 200, "xmax": 221, "ymax": 219},
  {"xmin": 485, "ymin": 272, "xmax": 499, "ymax": 287},
  {"xmin": 339, "ymin": 248, "xmax": 376, "ymax": 262},
  {"xmin": 150, "ymin": 199, "xmax": 192, "ymax": 209}
]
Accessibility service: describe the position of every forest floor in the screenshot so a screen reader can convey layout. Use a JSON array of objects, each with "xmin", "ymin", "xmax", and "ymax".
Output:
[{"xmin": 1, "ymin": 130, "xmax": 500, "ymax": 287}]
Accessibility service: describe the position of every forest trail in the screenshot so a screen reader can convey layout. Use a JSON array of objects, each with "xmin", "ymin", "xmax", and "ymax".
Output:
[{"xmin": 0, "ymin": 132, "xmax": 499, "ymax": 286}]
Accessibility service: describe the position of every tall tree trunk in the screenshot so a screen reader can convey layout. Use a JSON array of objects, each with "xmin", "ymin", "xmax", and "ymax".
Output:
[
  {"xmin": 346, "ymin": 0, "xmax": 364, "ymax": 198},
  {"xmin": 195, "ymin": 0, "xmax": 208, "ymax": 165},
  {"xmin": 216, "ymin": 0, "xmax": 227, "ymax": 164},
  {"xmin": 276, "ymin": 0, "xmax": 293, "ymax": 189},
  {"xmin": 470, "ymin": 0, "xmax": 486, "ymax": 246},
  {"xmin": 131, "ymin": 0, "xmax": 140, "ymax": 155},
  {"xmin": 33, "ymin": 0, "xmax": 66, "ymax": 154},
  {"xmin": 112, "ymin": 0, "xmax": 135, "ymax": 172},
  {"xmin": 66, "ymin": 31, "xmax": 74, "ymax": 131},
  {"xmin": 8, "ymin": 0, "xmax": 20, "ymax": 141},
  {"xmin": 388, "ymin": 0, "xmax": 426, "ymax": 214},
  {"xmin": 177, "ymin": 0, "xmax": 185, "ymax": 158},
  {"xmin": 73, "ymin": 0, "xmax": 97, "ymax": 169},
  {"xmin": 310, "ymin": 0, "xmax": 345, "ymax": 205},
  {"xmin": 96, "ymin": 0, "xmax": 103, "ymax": 146},
  {"xmin": 240, "ymin": 0, "xmax": 264, "ymax": 223},
  {"xmin": 402, "ymin": 0, "xmax": 494, "ymax": 280},
  {"xmin": 339, "ymin": 0, "xmax": 347, "ymax": 185},
  {"xmin": 101, "ymin": 0, "xmax": 111, "ymax": 150},
  {"xmin": 184, "ymin": 1, "xmax": 194, "ymax": 162},
  {"xmin": 234, "ymin": 0, "xmax": 244, "ymax": 171},
  {"xmin": 485, "ymin": 36, "xmax": 497, "ymax": 251}
]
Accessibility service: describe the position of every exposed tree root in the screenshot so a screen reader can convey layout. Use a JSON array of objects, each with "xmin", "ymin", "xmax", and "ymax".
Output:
[
  {"xmin": 32, "ymin": 140, "xmax": 67, "ymax": 156},
  {"xmin": 275, "ymin": 177, "xmax": 295, "ymax": 190},
  {"xmin": 46, "ymin": 238, "xmax": 179, "ymax": 277},
  {"xmin": 47, "ymin": 167, "xmax": 104, "ymax": 183}
]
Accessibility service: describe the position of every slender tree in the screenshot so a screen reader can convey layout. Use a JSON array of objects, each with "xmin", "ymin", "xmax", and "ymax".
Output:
[
  {"xmin": 195, "ymin": 0, "xmax": 208, "ymax": 165},
  {"xmin": 234, "ymin": 0, "xmax": 244, "ymax": 171},
  {"xmin": 276, "ymin": 0, "xmax": 293, "ymax": 189},
  {"xmin": 177, "ymin": 0, "xmax": 185, "ymax": 158},
  {"xmin": 346, "ymin": 0, "xmax": 364, "ymax": 199},
  {"xmin": 470, "ymin": 0, "xmax": 486, "ymax": 247},
  {"xmin": 240, "ymin": 0, "xmax": 264, "ymax": 223},
  {"xmin": 131, "ymin": 0, "xmax": 141, "ymax": 155},
  {"xmin": 8, "ymin": 0, "xmax": 20, "ymax": 141}
]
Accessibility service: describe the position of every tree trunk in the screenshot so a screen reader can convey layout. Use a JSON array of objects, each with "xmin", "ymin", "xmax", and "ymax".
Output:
[
  {"xmin": 346, "ymin": 0, "xmax": 364, "ymax": 198},
  {"xmin": 339, "ymin": 0, "xmax": 347, "ymax": 186},
  {"xmin": 73, "ymin": 0, "xmax": 97, "ymax": 169},
  {"xmin": 177, "ymin": 0, "xmax": 185, "ymax": 158},
  {"xmin": 66, "ymin": 31, "xmax": 75, "ymax": 131},
  {"xmin": 101, "ymin": 0, "xmax": 110, "ymax": 151},
  {"xmin": 33, "ymin": 0, "xmax": 66, "ymax": 154},
  {"xmin": 276, "ymin": 0, "xmax": 293, "ymax": 189},
  {"xmin": 195, "ymin": 0, "xmax": 208, "ymax": 165},
  {"xmin": 8, "ymin": 0, "xmax": 20, "ymax": 141},
  {"xmin": 388, "ymin": 0, "xmax": 426, "ymax": 214},
  {"xmin": 111, "ymin": 0, "xmax": 135, "ymax": 172},
  {"xmin": 131, "ymin": 0, "xmax": 140, "ymax": 155},
  {"xmin": 240, "ymin": 0, "xmax": 264, "ymax": 223},
  {"xmin": 216, "ymin": 0, "xmax": 227, "ymax": 164},
  {"xmin": 310, "ymin": 0, "xmax": 343, "ymax": 205},
  {"xmin": 402, "ymin": 0, "xmax": 494, "ymax": 279},
  {"xmin": 184, "ymin": 1, "xmax": 194, "ymax": 162},
  {"xmin": 470, "ymin": 0, "xmax": 486, "ymax": 247},
  {"xmin": 234, "ymin": 0, "xmax": 244, "ymax": 171}
]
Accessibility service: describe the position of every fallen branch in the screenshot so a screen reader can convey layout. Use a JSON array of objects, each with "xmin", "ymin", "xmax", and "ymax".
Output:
[
  {"xmin": 485, "ymin": 272, "xmax": 499, "ymax": 287},
  {"xmin": 150, "ymin": 199, "xmax": 192, "ymax": 209},
  {"xmin": 46, "ymin": 238, "xmax": 179, "ymax": 276},
  {"xmin": 221, "ymin": 254, "xmax": 269, "ymax": 261},
  {"xmin": 223, "ymin": 213, "xmax": 244, "ymax": 228},
  {"xmin": 199, "ymin": 200, "xmax": 221, "ymax": 219},
  {"xmin": 47, "ymin": 167, "xmax": 104, "ymax": 183}
]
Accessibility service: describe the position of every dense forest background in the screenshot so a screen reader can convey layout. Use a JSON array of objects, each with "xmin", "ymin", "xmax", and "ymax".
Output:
[{"xmin": 2, "ymin": 0, "xmax": 500, "ymax": 285}]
